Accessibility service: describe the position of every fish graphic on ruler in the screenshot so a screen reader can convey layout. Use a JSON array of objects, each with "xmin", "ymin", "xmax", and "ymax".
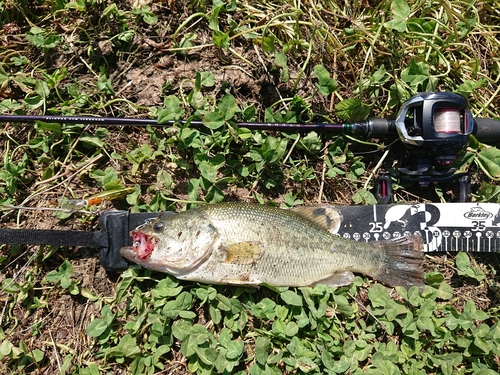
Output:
[{"xmin": 377, "ymin": 204, "xmax": 441, "ymax": 252}]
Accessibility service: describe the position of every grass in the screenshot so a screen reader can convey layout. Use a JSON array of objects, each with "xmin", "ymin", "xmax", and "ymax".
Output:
[{"xmin": 0, "ymin": 0, "xmax": 500, "ymax": 373}]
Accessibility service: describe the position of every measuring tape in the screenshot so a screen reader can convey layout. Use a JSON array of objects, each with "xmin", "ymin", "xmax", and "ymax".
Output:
[{"xmin": 335, "ymin": 203, "xmax": 500, "ymax": 253}]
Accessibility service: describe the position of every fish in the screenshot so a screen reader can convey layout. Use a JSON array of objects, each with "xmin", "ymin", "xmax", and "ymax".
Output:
[{"xmin": 120, "ymin": 202, "xmax": 424, "ymax": 288}]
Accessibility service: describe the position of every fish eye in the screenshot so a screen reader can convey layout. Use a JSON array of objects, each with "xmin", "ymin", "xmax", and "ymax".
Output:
[{"xmin": 153, "ymin": 222, "xmax": 165, "ymax": 233}]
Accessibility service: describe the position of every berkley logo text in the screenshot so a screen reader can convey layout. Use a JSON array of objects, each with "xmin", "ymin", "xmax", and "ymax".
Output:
[{"xmin": 463, "ymin": 207, "xmax": 493, "ymax": 220}]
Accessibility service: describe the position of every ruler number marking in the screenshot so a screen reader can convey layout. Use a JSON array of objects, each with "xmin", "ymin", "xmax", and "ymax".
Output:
[
  {"xmin": 369, "ymin": 221, "xmax": 383, "ymax": 233},
  {"xmin": 471, "ymin": 220, "xmax": 486, "ymax": 232}
]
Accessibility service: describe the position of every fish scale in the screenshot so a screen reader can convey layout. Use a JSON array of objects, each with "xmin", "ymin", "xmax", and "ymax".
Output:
[
  {"xmin": 120, "ymin": 202, "xmax": 424, "ymax": 288},
  {"xmin": 196, "ymin": 203, "xmax": 380, "ymax": 285}
]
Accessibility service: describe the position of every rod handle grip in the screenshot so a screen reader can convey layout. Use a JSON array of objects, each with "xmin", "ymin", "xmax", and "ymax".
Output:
[
  {"xmin": 474, "ymin": 118, "xmax": 500, "ymax": 143},
  {"xmin": 367, "ymin": 118, "xmax": 397, "ymax": 138}
]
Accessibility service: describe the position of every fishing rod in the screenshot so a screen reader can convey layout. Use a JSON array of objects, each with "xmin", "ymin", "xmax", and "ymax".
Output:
[
  {"xmin": 0, "ymin": 110, "xmax": 396, "ymax": 136},
  {"xmin": 1, "ymin": 92, "xmax": 499, "ymax": 139},
  {"xmin": 2, "ymin": 92, "xmax": 500, "ymax": 201}
]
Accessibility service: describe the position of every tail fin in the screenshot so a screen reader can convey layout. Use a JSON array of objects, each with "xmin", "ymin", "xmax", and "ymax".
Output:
[{"xmin": 372, "ymin": 235, "xmax": 424, "ymax": 288}]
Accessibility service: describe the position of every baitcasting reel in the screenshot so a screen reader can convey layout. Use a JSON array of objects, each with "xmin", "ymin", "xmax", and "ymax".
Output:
[{"xmin": 377, "ymin": 92, "xmax": 475, "ymax": 203}]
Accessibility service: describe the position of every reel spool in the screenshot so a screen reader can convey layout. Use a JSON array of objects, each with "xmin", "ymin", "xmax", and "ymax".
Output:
[{"xmin": 433, "ymin": 108, "xmax": 463, "ymax": 133}]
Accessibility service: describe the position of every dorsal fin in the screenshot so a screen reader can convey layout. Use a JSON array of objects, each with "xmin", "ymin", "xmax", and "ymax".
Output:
[{"xmin": 290, "ymin": 205, "xmax": 343, "ymax": 234}]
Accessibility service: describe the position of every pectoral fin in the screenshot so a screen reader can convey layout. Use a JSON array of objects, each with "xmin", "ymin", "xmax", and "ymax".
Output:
[
  {"xmin": 314, "ymin": 271, "xmax": 355, "ymax": 287},
  {"xmin": 290, "ymin": 205, "xmax": 343, "ymax": 234},
  {"xmin": 223, "ymin": 241, "xmax": 264, "ymax": 265}
]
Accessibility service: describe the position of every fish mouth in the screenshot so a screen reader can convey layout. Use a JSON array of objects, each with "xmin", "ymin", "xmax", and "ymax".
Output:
[{"xmin": 129, "ymin": 230, "xmax": 158, "ymax": 259}]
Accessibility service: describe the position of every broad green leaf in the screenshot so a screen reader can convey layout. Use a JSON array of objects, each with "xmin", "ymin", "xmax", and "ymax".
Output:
[
  {"xmin": 262, "ymin": 35, "xmax": 276, "ymax": 53},
  {"xmin": 213, "ymin": 31, "xmax": 230, "ymax": 49},
  {"xmin": 476, "ymin": 147, "xmax": 500, "ymax": 180},
  {"xmin": 255, "ymin": 336, "xmax": 271, "ymax": 365},
  {"xmin": 455, "ymin": 252, "xmax": 470, "ymax": 271},
  {"xmin": 209, "ymin": 304, "xmax": 222, "ymax": 324},
  {"xmin": 197, "ymin": 162, "xmax": 217, "ymax": 182},
  {"xmin": 36, "ymin": 121, "xmax": 61, "ymax": 133},
  {"xmin": 162, "ymin": 291, "xmax": 193, "ymax": 318},
  {"xmin": 424, "ymin": 271, "xmax": 444, "ymax": 285},
  {"xmin": 272, "ymin": 320, "xmax": 286, "ymax": 337},
  {"xmin": 216, "ymin": 293, "xmax": 232, "ymax": 311},
  {"xmin": 188, "ymin": 178, "xmax": 200, "ymax": 202},
  {"xmin": 368, "ymin": 284, "xmax": 390, "ymax": 307},
  {"xmin": 143, "ymin": 12, "xmax": 158, "ymax": 25},
  {"xmin": 23, "ymin": 96, "xmax": 44, "ymax": 109},
  {"xmin": 313, "ymin": 64, "xmax": 330, "ymax": 84},
  {"xmin": 203, "ymin": 111, "xmax": 225, "ymax": 130},
  {"xmin": 384, "ymin": 18, "xmax": 407, "ymax": 33},
  {"xmin": 250, "ymin": 298, "xmax": 276, "ymax": 319},
  {"xmin": 219, "ymin": 94, "xmax": 239, "ymax": 120},
  {"xmin": 0, "ymin": 340, "xmax": 13, "ymax": 356},
  {"xmin": 158, "ymin": 95, "xmax": 185, "ymax": 123},
  {"xmin": 178, "ymin": 33, "xmax": 197, "ymax": 49},
  {"xmin": 35, "ymin": 80, "xmax": 50, "ymax": 98},
  {"xmin": 274, "ymin": 52, "xmax": 289, "ymax": 82},
  {"xmin": 384, "ymin": 0, "xmax": 411, "ymax": 32},
  {"xmin": 314, "ymin": 65, "xmax": 337, "ymax": 96},
  {"xmin": 473, "ymin": 336, "xmax": 492, "ymax": 354},
  {"xmin": 80, "ymin": 135, "xmax": 105, "ymax": 148},
  {"xmin": 199, "ymin": 71, "xmax": 215, "ymax": 88},
  {"xmin": 335, "ymin": 98, "xmax": 371, "ymax": 121},
  {"xmin": 45, "ymin": 260, "xmax": 73, "ymax": 283},
  {"xmin": 463, "ymin": 299, "xmax": 489, "ymax": 321},
  {"xmin": 172, "ymin": 320, "xmax": 193, "ymax": 341},
  {"xmin": 104, "ymin": 334, "xmax": 141, "ymax": 359},
  {"xmin": 432, "ymin": 280, "xmax": 453, "ymax": 300},
  {"xmin": 190, "ymin": 323, "xmax": 212, "ymax": 345},
  {"xmin": 225, "ymin": 340, "xmax": 244, "ymax": 360},
  {"xmin": 157, "ymin": 169, "xmax": 174, "ymax": 190},
  {"xmin": 457, "ymin": 78, "xmax": 488, "ymax": 97},
  {"xmin": 331, "ymin": 355, "xmax": 352, "ymax": 373},
  {"xmin": 285, "ymin": 321, "xmax": 299, "ymax": 337},
  {"xmin": 26, "ymin": 33, "xmax": 45, "ymax": 48},
  {"xmin": 195, "ymin": 153, "xmax": 225, "ymax": 182},
  {"xmin": 352, "ymin": 188, "xmax": 378, "ymax": 205},
  {"xmin": 193, "ymin": 346, "xmax": 219, "ymax": 365},
  {"xmin": 280, "ymin": 290, "xmax": 303, "ymax": 306},
  {"xmin": 475, "ymin": 182, "xmax": 500, "ymax": 202},
  {"xmin": 0, "ymin": 98, "xmax": 23, "ymax": 112},
  {"xmin": 29, "ymin": 349, "xmax": 45, "ymax": 363},
  {"xmin": 102, "ymin": 3, "xmax": 119, "ymax": 17},
  {"xmin": 401, "ymin": 59, "xmax": 430, "ymax": 89},
  {"xmin": 333, "ymin": 294, "xmax": 354, "ymax": 316},
  {"xmin": 209, "ymin": 3, "xmax": 224, "ymax": 31},
  {"xmin": 179, "ymin": 310, "xmax": 197, "ymax": 319},
  {"xmin": 86, "ymin": 319, "xmax": 109, "ymax": 337},
  {"xmin": 371, "ymin": 64, "xmax": 389, "ymax": 84}
]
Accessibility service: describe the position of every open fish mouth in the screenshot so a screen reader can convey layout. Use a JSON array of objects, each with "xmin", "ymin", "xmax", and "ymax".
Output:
[{"xmin": 131, "ymin": 230, "xmax": 158, "ymax": 259}]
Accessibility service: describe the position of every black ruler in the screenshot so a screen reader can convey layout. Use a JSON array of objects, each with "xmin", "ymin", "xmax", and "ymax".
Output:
[{"xmin": 335, "ymin": 203, "xmax": 500, "ymax": 253}]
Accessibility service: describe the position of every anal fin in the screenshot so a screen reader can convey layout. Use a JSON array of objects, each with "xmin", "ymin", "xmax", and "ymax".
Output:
[{"xmin": 313, "ymin": 271, "xmax": 355, "ymax": 287}]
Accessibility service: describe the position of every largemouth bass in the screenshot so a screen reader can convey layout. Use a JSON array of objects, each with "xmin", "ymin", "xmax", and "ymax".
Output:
[{"xmin": 120, "ymin": 203, "xmax": 424, "ymax": 288}]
